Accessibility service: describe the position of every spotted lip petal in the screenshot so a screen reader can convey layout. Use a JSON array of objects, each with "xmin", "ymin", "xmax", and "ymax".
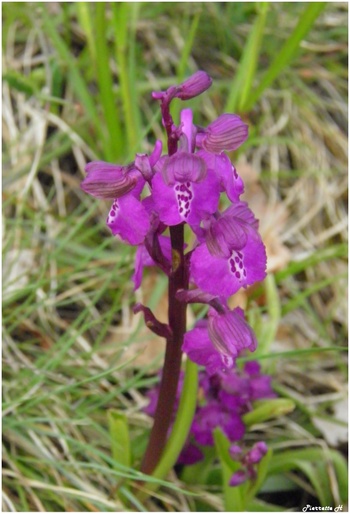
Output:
[
  {"xmin": 152, "ymin": 166, "xmax": 220, "ymax": 227},
  {"xmin": 190, "ymin": 202, "xmax": 267, "ymax": 297},
  {"xmin": 107, "ymin": 194, "xmax": 150, "ymax": 245}
]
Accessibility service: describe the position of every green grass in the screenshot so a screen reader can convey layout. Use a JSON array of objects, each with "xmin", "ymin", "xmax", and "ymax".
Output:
[{"xmin": 2, "ymin": 2, "xmax": 347, "ymax": 511}]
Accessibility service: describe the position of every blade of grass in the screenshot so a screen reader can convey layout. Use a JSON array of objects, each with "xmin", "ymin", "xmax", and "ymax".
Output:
[
  {"xmin": 245, "ymin": 2, "xmax": 327, "ymax": 110},
  {"xmin": 238, "ymin": 346, "xmax": 347, "ymax": 364},
  {"xmin": 281, "ymin": 272, "xmax": 347, "ymax": 317},
  {"xmin": 40, "ymin": 9, "xmax": 104, "ymax": 152},
  {"xmin": 225, "ymin": 2, "xmax": 269, "ymax": 113},
  {"xmin": 76, "ymin": 3, "xmax": 96, "ymax": 65},
  {"xmin": 95, "ymin": 3, "xmax": 123, "ymax": 161},
  {"xmin": 177, "ymin": 11, "xmax": 201, "ymax": 81},
  {"xmin": 111, "ymin": 3, "xmax": 140, "ymax": 154},
  {"xmin": 250, "ymin": 274, "xmax": 280, "ymax": 358},
  {"xmin": 171, "ymin": 10, "xmax": 202, "ymax": 123}
]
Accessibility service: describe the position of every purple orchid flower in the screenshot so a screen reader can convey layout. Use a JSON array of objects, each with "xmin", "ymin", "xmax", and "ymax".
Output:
[
  {"xmin": 81, "ymin": 141, "xmax": 162, "ymax": 245},
  {"xmin": 82, "ymin": 71, "xmax": 268, "ymax": 476},
  {"xmin": 182, "ymin": 319, "xmax": 235, "ymax": 376},
  {"xmin": 144, "ymin": 360, "xmax": 274, "ymax": 472},
  {"xmin": 151, "ymin": 151, "xmax": 221, "ymax": 227},
  {"xmin": 182, "ymin": 307, "xmax": 257, "ymax": 376},
  {"xmin": 192, "ymin": 402, "xmax": 245, "ymax": 446},
  {"xmin": 229, "ymin": 441, "xmax": 268, "ymax": 486},
  {"xmin": 196, "ymin": 149, "xmax": 244, "ymax": 203},
  {"xmin": 190, "ymin": 201, "xmax": 267, "ymax": 297}
]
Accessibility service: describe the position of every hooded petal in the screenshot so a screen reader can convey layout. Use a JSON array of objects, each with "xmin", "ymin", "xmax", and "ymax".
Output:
[
  {"xmin": 182, "ymin": 323, "xmax": 234, "ymax": 376},
  {"xmin": 190, "ymin": 226, "xmax": 266, "ymax": 297},
  {"xmin": 225, "ymin": 201, "xmax": 259, "ymax": 230},
  {"xmin": 200, "ymin": 114, "xmax": 248, "ymax": 153},
  {"xmin": 175, "ymin": 71, "xmax": 212, "ymax": 100},
  {"xmin": 207, "ymin": 307, "xmax": 257, "ymax": 358},
  {"xmin": 81, "ymin": 161, "xmax": 138, "ymax": 199},
  {"xmin": 162, "ymin": 152, "xmax": 207, "ymax": 185}
]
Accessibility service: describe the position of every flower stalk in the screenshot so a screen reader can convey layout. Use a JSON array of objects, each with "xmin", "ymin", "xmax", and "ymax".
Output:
[{"xmin": 140, "ymin": 223, "xmax": 188, "ymax": 474}]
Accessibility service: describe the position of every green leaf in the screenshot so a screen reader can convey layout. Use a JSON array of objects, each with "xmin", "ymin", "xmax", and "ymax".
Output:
[
  {"xmin": 247, "ymin": 498, "xmax": 285, "ymax": 512},
  {"xmin": 112, "ymin": 2, "xmax": 141, "ymax": 154},
  {"xmin": 213, "ymin": 428, "xmax": 246, "ymax": 512},
  {"xmin": 268, "ymin": 447, "xmax": 348, "ymax": 505},
  {"xmin": 41, "ymin": 9, "xmax": 103, "ymax": 154},
  {"xmin": 246, "ymin": 448, "xmax": 273, "ymax": 502},
  {"xmin": 108, "ymin": 410, "xmax": 131, "ymax": 469},
  {"xmin": 243, "ymin": 398, "xmax": 295, "ymax": 426},
  {"xmin": 282, "ymin": 272, "xmax": 347, "ymax": 316},
  {"xmin": 250, "ymin": 274, "xmax": 280, "ymax": 357},
  {"xmin": 76, "ymin": 3, "xmax": 96, "ymax": 65},
  {"xmin": 177, "ymin": 11, "xmax": 201, "ymax": 81}
]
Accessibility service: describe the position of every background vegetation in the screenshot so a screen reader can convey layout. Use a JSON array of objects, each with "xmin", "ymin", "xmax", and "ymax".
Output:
[{"xmin": 2, "ymin": 2, "xmax": 348, "ymax": 511}]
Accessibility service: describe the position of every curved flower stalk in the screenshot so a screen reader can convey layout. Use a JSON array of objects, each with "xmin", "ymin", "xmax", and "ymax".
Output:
[{"xmin": 81, "ymin": 71, "xmax": 267, "ymax": 476}]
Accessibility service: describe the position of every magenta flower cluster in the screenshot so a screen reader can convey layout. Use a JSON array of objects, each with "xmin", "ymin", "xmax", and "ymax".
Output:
[
  {"xmin": 81, "ymin": 71, "xmax": 267, "ymax": 373},
  {"xmin": 145, "ymin": 360, "xmax": 275, "ymax": 486}
]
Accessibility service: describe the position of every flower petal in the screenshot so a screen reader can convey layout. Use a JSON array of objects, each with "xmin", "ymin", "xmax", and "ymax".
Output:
[
  {"xmin": 163, "ymin": 152, "xmax": 207, "ymax": 185},
  {"xmin": 202, "ymin": 114, "xmax": 248, "ymax": 153},
  {"xmin": 208, "ymin": 307, "xmax": 257, "ymax": 357},
  {"xmin": 190, "ymin": 243, "xmax": 239, "ymax": 297},
  {"xmin": 197, "ymin": 150, "xmax": 244, "ymax": 202},
  {"xmin": 151, "ymin": 172, "xmax": 182, "ymax": 225},
  {"xmin": 107, "ymin": 194, "xmax": 150, "ymax": 245},
  {"xmin": 81, "ymin": 161, "xmax": 138, "ymax": 199},
  {"xmin": 182, "ymin": 323, "xmax": 234, "ymax": 376}
]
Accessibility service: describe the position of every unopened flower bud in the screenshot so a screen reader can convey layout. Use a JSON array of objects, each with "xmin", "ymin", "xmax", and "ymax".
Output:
[
  {"xmin": 247, "ymin": 441, "xmax": 268, "ymax": 464},
  {"xmin": 229, "ymin": 469, "xmax": 248, "ymax": 487},
  {"xmin": 229, "ymin": 444, "xmax": 243, "ymax": 460},
  {"xmin": 175, "ymin": 71, "xmax": 212, "ymax": 100}
]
